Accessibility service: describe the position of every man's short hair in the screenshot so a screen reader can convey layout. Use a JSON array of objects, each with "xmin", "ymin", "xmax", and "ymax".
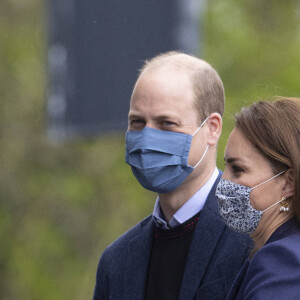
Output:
[{"xmin": 138, "ymin": 51, "xmax": 225, "ymax": 124}]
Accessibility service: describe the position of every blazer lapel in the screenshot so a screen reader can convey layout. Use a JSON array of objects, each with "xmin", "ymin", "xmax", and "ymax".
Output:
[
  {"xmin": 226, "ymin": 258, "xmax": 250, "ymax": 300},
  {"xmin": 124, "ymin": 217, "xmax": 154, "ymax": 300},
  {"xmin": 179, "ymin": 172, "xmax": 225, "ymax": 300}
]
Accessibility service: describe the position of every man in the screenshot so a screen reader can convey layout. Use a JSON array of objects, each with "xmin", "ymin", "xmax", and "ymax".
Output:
[{"xmin": 93, "ymin": 52, "xmax": 250, "ymax": 300}]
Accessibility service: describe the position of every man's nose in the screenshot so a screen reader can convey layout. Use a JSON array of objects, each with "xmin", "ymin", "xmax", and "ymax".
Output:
[{"xmin": 144, "ymin": 122, "xmax": 158, "ymax": 130}]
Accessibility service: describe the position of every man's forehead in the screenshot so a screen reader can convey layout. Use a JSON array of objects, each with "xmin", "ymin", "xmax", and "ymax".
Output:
[
  {"xmin": 144, "ymin": 63, "xmax": 186, "ymax": 77},
  {"xmin": 134, "ymin": 66, "xmax": 191, "ymax": 92},
  {"xmin": 144, "ymin": 54, "xmax": 210, "ymax": 71}
]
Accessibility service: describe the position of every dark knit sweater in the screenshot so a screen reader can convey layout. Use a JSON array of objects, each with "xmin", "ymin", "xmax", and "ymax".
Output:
[{"xmin": 144, "ymin": 213, "xmax": 200, "ymax": 300}]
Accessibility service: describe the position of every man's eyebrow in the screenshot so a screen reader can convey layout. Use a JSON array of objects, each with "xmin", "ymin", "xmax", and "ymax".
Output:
[
  {"xmin": 155, "ymin": 115, "xmax": 179, "ymax": 120},
  {"xmin": 128, "ymin": 113, "xmax": 143, "ymax": 119}
]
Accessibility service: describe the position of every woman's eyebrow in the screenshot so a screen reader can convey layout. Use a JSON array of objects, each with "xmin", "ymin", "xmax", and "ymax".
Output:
[{"xmin": 224, "ymin": 157, "xmax": 243, "ymax": 163}]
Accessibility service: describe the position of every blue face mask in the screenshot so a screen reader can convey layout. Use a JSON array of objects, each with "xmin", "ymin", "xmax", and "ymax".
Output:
[{"xmin": 125, "ymin": 118, "xmax": 209, "ymax": 193}]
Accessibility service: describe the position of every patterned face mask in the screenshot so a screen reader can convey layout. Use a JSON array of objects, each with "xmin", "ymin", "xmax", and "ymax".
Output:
[{"xmin": 215, "ymin": 171, "xmax": 285, "ymax": 234}]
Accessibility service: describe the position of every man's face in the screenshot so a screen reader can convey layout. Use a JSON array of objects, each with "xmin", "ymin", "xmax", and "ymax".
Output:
[{"xmin": 128, "ymin": 68, "xmax": 208, "ymax": 168}]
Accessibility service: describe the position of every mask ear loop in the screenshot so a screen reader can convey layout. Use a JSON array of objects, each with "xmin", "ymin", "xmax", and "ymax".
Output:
[
  {"xmin": 191, "ymin": 116, "xmax": 210, "ymax": 169},
  {"xmin": 251, "ymin": 170, "xmax": 286, "ymax": 190},
  {"xmin": 194, "ymin": 145, "xmax": 209, "ymax": 168},
  {"xmin": 263, "ymin": 196, "xmax": 287, "ymax": 213},
  {"xmin": 251, "ymin": 170, "xmax": 286, "ymax": 213},
  {"xmin": 192, "ymin": 116, "xmax": 209, "ymax": 137}
]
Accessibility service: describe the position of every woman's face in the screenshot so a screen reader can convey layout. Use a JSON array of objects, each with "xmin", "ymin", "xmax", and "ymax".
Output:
[{"xmin": 223, "ymin": 127, "xmax": 285, "ymax": 211}]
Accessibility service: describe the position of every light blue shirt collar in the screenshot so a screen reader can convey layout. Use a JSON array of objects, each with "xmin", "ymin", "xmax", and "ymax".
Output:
[{"xmin": 153, "ymin": 168, "xmax": 219, "ymax": 229}]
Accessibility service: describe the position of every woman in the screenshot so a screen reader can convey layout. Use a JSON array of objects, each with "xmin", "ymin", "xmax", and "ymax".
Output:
[{"xmin": 216, "ymin": 97, "xmax": 300, "ymax": 299}]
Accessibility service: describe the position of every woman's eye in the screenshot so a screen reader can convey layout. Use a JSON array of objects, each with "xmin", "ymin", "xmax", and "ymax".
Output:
[{"xmin": 232, "ymin": 165, "xmax": 244, "ymax": 174}]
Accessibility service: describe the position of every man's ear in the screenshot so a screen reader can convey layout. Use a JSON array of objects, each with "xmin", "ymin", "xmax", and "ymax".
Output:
[
  {"xmin": 207, "ymin": 113, "xmax": 222, "ymax": 146},
  {"xmin": 282, "ymin": 168, "xmax": 295, "ymax": 199}
]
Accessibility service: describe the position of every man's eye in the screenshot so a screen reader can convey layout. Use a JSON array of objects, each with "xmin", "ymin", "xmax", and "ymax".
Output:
[
  {"xmin": 128, "ymin": 119, "xmax": 145, "ymax": 130},
  {"xmin": 130, "ymin": 119, "xmax": 144, "ymax": 125},
  {"xmin": 162, "ymin": 121, "xmax": 176, "ymax": 126}
]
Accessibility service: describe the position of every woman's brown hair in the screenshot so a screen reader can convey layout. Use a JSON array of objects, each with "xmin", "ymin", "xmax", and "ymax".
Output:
[{"xmin": 235, "ymin": 97, "xmax": 300, "ymax": 221}]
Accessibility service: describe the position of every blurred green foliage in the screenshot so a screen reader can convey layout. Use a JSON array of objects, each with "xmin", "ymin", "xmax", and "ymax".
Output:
[
  {"xmin": 203, "ymin": 0, "xmax": 300, "ymax": 159},
  {"xmin": 0, "ymin": 0, "xmax": 299, "ymax": 299}
]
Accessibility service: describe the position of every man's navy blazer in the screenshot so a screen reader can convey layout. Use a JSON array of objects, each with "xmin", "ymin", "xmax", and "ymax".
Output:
[
  {"xmin": 93, "ymin": 171, "xmax": 250, "ymax": 300},
  {"xmin": 226, "ymin": 217, "xmax": 300, "ymax": 300}
]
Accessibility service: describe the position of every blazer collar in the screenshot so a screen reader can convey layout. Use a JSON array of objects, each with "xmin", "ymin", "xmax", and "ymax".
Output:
[
  {"xmin": 124, "ymin": 170, "xmax": 223, "ymax": 300},
  {"xmin": 124, "ymin": 217, "xmax": 154, "ymax": 300},
  {"xmin": 179, "ymin": 171, "xmax": 225, "ymax": 299},
  {"xmin": 226, "ymin": 258, "xmax": 250, "ymax": 300},
  {"xmin": 266, "ymin": 217, "xmax": 300, "ymax": 245}
]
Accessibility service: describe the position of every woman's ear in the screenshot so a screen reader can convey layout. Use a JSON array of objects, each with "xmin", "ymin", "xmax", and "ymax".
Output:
[
  {"xmin": 282, "ymin": 169, "xmax": 295, "ymax": 199},
  {"xmin": 207, "ymin": 113, "xmax": 222, "ymax": 146}
]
